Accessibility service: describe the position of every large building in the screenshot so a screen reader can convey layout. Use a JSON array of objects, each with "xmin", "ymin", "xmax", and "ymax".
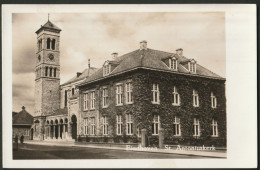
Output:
[{"xmin": 32, "ymin": 19, "xmax": 226, "ymax": 147}]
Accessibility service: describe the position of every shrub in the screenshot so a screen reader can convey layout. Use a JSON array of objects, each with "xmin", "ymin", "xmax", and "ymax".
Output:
[
  {"xmin": 78, "ymin": 136, "xmax": 82, "ymax": 142},
  {"xmin": 85, "ymin": 136, "xmax": 90, "ymax": 142},
  {"xmin": 123, "ymin": 134, "xmax": 128, "ymax": 143},
  {"xmin": 103, "ymin": 136, "xmax": 108, "ymax": 143}
]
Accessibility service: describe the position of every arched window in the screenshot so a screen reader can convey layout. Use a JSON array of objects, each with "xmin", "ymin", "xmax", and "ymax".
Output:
[
  {"xmin": 39, "ymin": 68, "xmax": 41, "ymax": 77},
  {"xmin": 72, "ymin": 88, "xmax": 75, "ymax": 95},
  {"xmin": 38, "ymin": 40, "xmax": 41, "ymax": 51},
  {"xmin": 51, "ymin": 39, "xmax": 56, "ymax": 50},
  {"xmin": 45, "ymin": 67, "xmax": 48, "ymax": 76},
  {"xmin": 39, "ymin": 39, "xmax": 42, "ymax": 50},
  {"xmin": 49, "ymin": 67, "xmax": 52, "ymax": 77},
  {"xmin": 54, "ymin": 68, "xmax": 56, "ymax": 77},
  {"xmin": 47, "ymin": 38, "xmax": 51, "ymax": 49}
]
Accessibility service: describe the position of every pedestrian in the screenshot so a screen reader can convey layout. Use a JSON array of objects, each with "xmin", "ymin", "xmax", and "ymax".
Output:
[
  {"xmin": 20, "ymin": 135, "xmax": 24, "ymax": 144},
  {"xmin": 14, "ymin": 135, "xmax": 18, "ymax": 143}
]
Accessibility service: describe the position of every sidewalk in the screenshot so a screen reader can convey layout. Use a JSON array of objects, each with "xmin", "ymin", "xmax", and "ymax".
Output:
[{"xmin": 25, "ymin": 140, "xmax": 227, "ymax": 158}]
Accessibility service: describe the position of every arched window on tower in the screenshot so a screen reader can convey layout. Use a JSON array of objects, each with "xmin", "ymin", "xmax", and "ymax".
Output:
[
  {"xmin": 54, "ymin": 68, "xmax": 56, "ymax": 77},
  {"xmin": 52, "ymin": 39, "xmax": 56, "ymax": 50},
  {"xmin": 47, "ymin": 38, "xmax": 51, "ymax": 49},
  {"xmin": 45, "ymin": 67, "xmax": 48, "ymax": 76},
  {"xmin": 36, "ymin": 68, "xmax": 38, "ymax": 78},
  {"xmin": 39, "ymin": 67, "xmax": 41, "ymax": 77},
  {"xmin": 49, "ymin": 67, "xmax": 52, "ymax": 77},
  {"xmin": 39, "ymin": 39, "xmax": 42, "ymax": 50},
  {"xmin": 37, "ymin": 40, "xmax": 41, "ymax": 51}
]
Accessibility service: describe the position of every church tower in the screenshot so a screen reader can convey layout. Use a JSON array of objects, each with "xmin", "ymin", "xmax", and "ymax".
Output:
[{"xmin": 34, "ymin": 19, "xmax": 62, "ymax": 117}]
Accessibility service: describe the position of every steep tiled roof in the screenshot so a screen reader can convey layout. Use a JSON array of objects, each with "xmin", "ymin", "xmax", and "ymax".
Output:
[
  {"xmin": 61, "ymin": 67, "xmax": 99, "ymax": 86},
  {"xmin": 36, "ymin": 20, "xmax": 62, "ymax": 34},
  {"xmin": 13, "ymin": 107, "xmax": 33, "ymax": 125},
  {"xmin": 80, "ymin": 48, "xmax": 223, "ymax": 86}
]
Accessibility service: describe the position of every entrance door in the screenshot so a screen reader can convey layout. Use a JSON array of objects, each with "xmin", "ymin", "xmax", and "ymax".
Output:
[
  {"xmin": 71, "ymin": 115, "xmax": 77, "ymax": 140},
  {"xmin": 30, "ymin": 128, "xmax": 34, "ymax": 140}
]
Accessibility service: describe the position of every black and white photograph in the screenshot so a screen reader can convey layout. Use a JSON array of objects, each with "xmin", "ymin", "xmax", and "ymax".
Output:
[{"xmin": 2, "ymin": 4, "xmax": 257, "ymax": 168}]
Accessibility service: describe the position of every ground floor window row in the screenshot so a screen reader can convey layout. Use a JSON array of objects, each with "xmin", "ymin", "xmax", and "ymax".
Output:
[{"xmin": 83, "ymin": 116, "xmax": 219, "ymax": 137}]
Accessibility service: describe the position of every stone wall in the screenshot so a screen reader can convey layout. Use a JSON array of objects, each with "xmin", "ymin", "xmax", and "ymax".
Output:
[
  {"xmin": 42, "ymin": 79, "xmax": 60, "ymax": 116},
  {"xmin": 13, "ymin": 126, "xmax": 31, "ymax": 140}
]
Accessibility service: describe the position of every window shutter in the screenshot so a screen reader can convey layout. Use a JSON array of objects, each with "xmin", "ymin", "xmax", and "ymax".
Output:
[{"xmin": 151, "ymin": 123, "xmax": 154, "ymax": 134}]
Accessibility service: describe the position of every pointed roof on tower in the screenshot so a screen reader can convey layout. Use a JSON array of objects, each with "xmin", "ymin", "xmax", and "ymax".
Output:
[{"xmin": 35, "ymin": 20, "xmax": 62, "ymax": 34}]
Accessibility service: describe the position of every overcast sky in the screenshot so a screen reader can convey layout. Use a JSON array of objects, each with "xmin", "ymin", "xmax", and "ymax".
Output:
[{"xmin": 12, "ymin": 12, "xmax": 226, "ymax": 114}]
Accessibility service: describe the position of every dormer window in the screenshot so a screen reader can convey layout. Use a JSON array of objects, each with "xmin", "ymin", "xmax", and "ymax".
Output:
[
  {"xmin": 103, "ymin": 63, "xmax": 111, "ymax": 76},
  {"xmin": 188, "ymin": 59, "xmax": 197, "ymax": 73},
  {"xmin": 169, "ymin": 57, "xmax": 177, "ymax": 70}
]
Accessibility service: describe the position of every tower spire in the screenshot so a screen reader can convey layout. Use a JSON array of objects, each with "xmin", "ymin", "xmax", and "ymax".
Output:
[{"xmin": 48, "ymin": 13, "xmax": 50, "ymax": 21}]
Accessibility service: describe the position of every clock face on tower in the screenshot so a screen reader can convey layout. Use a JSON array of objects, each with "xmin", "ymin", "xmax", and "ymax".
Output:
[{"xmin": 48, "ymin": 54, "xmax": 54, "ymax": 61}]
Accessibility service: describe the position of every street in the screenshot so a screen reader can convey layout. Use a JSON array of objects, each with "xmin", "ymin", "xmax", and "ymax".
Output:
[{"xmin": 13, "ymin": 143, "xmax": 209, "ymax": 159}]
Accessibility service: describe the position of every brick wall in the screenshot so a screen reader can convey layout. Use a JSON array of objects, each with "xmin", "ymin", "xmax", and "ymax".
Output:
[{"xmin": 79, "ymin": 69, "xmax": 226, "ymax": 146}]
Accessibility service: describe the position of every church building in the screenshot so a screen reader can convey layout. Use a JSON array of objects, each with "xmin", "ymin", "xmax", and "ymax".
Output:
[{"xmin": 32, "ymin": 19, "xmax": 226, "ymax": 147}]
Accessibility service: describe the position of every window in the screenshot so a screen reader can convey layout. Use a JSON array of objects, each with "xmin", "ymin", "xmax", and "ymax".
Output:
[
  {"xmin": 116, "ymin": 84, "xmax": 123, "ymax": 105},
  {"xmin": 83, "ymin": 92, "xmax": 89, "ymax": 110},
  {"xmin": 72, "ymin": 88, "xmax": 75, "ymax": 95},
  {"xmin": 152, "ymin": 115, "xmax": 160, "ymax": 135},
  {"xmin": 47, "ymin": 38, "xmax": 51, "ymax": 49},
  {"xmin": 90, "ymin": 91, "xmax": 95, "ymax": 109},
  {"xmin": 103, "ymin": 88, "xmax": 108, "ymax": 107},
  {"xmin": 172, "ymin": 86, "xmax": 180, "ymax": 106},
  {"xmin": 126, "ymin": 114, "xmax": 133, "ymax": 135},
  {"xmin": 125, "ymin": 82, "xmax": 133, "ymax": 104},
  {"xmin": 64, "ymin": 90, "xmax": 67, "ymax": 107},
  {"xmin": 38, "ymin": 39, "xmax": 42, "ymax": 51},
  {"xmin": 54, "ymin": 68, "xmax": 56, "ymax": 77},
  {"xmin": 193, "ymin": 118, "xmax": 200, "ymax": 137},
  {"xmin": 49, "ymin": 68, "xmax": 52, "ymax": 77},
  {"xmin": 173, "ymin": 116, "xmax": 181, "ymax": 136},
  {"xmin": 211, "ymin": 92, "xmax": 217, "ymax": 108},
  {"xmin": 84, "ymin": 118, "xmax": 88, "ymax": 135},
  {"xmin": 193, "ymin": 90, "xmax": 199, "ymax": 107},
  {"xmin": 103, "ymin": 116, "xmax": 108, "ymax": 135},
  {"xmin": 90, "ymin": 117, "xmax": 95, "ymax": 135},
  {"xmin": 117, "ymin": 115, "xmax": 123, "ymax": 135},
  {"xmin": 211, "ymin": 119, "xmax": 218, "ymax": 137},
  {"xmin": 152, "ymin": 84, "xmax": 160, "ymax": 104},
  {"xmin": 45, "ymin": 67, "xmax": 48, "ymax": 76},
  {"xmin": 169, "ymin": 58, "xmax": 177, "ymax": 70},
  {"xmin": 51, "ymin": 39, "xmax": 56, "ymax": 50},
  {"xmin": 188, "ymin": 61, "xmax": 196, "ymax": 73},
  {"xmin": 103, "ymin": 64, "xmax": 111, "ymax": 76}
]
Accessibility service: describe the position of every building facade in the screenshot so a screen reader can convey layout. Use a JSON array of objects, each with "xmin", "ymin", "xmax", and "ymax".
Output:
[{"xmin": 32, "ymin": 20, "xmax": 226, "ymax": 147}]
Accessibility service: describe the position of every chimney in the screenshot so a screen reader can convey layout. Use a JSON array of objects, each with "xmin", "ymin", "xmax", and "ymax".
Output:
[
  {"xmin": 140, "ymin": 40, "xmax": 147, "ymax": 50},
  {"xmin": 22, "ymin": 106, "xmax": 25, "ymax": 110},
  {"xmin": 88, "ymin": 59, "xmax": 90, "ymax": 68},
  {"xmin": 176, "ymin": 48, "xmax": 183, "ymax": 56},
  {"xmin": 111, "ymin": 52, "xmax": 118, "ymax": 60},
  {"xmin": 77, "ymin": 72, "xmax": 82, "ymax": 77}
]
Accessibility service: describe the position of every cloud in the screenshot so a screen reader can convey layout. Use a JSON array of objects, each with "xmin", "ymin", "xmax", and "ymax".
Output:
[{"xmin": 12, "ymin": 12, "xmax": 226, "ymax": 115}]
